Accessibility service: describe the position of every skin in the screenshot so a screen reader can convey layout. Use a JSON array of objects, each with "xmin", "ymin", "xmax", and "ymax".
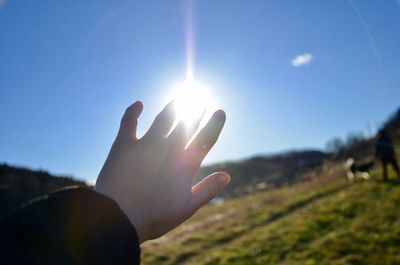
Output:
[{"xmin": 95, "ymin": 100, "xmax": 230, "ymax": 243}]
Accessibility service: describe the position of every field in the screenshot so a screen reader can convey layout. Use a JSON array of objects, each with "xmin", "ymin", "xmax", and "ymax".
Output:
[{"xmin": 142, "ymin": 161, "xmax": 400, "ymax": 265}]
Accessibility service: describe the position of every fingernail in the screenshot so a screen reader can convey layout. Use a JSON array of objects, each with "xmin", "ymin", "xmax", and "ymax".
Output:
[
  {"xmin": 219, "ymin": 173, "xmax": 230, "ymax": 188},
  {"xmin": 213, "ymin": 110, "xmax": 226, "ymax": 123},
  {"xmin": 133, "ymin": 101, "xmax": 144, "ymax": 116},
  {"xmin": 215, "ymin": 109, "xmax": 225, "ymax": 117}
]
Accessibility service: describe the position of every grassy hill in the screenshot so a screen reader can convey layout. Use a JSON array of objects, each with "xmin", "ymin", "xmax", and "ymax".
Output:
[
  {"xmin": 142, "ymin": 109, "xmax": 400, "ymax": 264},
  {"xmin": 142, "ymin": 159, "xmax": 400, "ymax": 265}
]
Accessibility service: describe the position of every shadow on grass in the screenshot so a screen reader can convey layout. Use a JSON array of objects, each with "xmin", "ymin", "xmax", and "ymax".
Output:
[{"xmin": 177, "ymin": 183, "xmax": 352, "ymax": 264}]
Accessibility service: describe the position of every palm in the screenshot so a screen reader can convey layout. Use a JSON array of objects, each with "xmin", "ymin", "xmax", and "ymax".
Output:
[{"xmin": 95, "ymin": 101, "xmax": 229, "ymax": 242}]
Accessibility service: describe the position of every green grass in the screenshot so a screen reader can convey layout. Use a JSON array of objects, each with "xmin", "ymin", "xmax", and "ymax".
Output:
[{"xmin": 142, "ymin": 162, "xmax": 400, "ymax": 265}]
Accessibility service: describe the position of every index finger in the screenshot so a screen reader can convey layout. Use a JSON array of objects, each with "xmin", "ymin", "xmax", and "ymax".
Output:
[{"xmin": 185, "ymin": 110, "xmax": 226, "ymax": 168}]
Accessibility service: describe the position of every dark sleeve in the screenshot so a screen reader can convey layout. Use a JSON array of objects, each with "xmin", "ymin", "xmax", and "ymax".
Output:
[{"xmin": 0, "ymin": 187, "xmax": 140, "ymax": 265}]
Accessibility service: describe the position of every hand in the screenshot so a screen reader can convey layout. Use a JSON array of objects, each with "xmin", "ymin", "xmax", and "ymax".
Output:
[{"xmin": 95, "ymin": 101, "xmax": 230, "ymax": 243}]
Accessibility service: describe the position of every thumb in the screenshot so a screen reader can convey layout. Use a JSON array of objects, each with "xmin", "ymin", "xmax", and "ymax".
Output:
[{"xmin": 188, "ymin": 172, "xmax": 230, "ymax": 213}]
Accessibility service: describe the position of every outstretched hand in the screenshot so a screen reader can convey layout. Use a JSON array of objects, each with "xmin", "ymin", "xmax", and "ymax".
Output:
[{"xmin": 95, "ymin": 101, "xmax": 230, "ymax": 243}]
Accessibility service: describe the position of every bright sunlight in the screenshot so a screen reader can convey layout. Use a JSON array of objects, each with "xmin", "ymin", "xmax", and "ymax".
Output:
[{"xmin": 169, "ymin": 78, "xmax": 217, "ymax": 127}]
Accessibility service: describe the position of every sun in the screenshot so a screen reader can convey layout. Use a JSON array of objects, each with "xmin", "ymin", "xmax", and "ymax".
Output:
[{"xmin": 169, "ymin": 78, "xmax": 217, "ymax": 128}]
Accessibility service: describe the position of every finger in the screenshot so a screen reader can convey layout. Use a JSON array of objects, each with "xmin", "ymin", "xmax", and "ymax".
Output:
[
  {"xmin": 166, "ymin": 121, "xmax": 186, "ymax": 149},
  {"xmin": 168, "ymin": 110, "xmax": 206, "ymax": 150},
  {"xmin": 188, "ymin": 172, "xmax": 230, "ymax": 213},
  {"xmin": 145, "ymin": 100, "xmax": 176, "ymax": 139},
  {"xmin": 186, "ymin": 110, "xmax": 226, "ymax": 166},
  {"xmin": 186, "ymin": 109, "xmax": 207, "ymax": 142},
  {"xmin": 117, "ymin": 101, "xmax": 143, "ymax": 141}
]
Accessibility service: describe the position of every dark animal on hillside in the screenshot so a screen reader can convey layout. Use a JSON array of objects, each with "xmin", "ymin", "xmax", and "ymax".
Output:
[
  {"xmin": 345, "ymin": 158, "xmax": 374, "ymax": 181},
  {"xmin": 375, "ymin": 129, "xmax": 400, "ymax": 181}
]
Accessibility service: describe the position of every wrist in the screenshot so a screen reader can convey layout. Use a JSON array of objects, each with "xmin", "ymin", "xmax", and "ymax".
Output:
[{"xmin": 93, "ymin": 185, "xmax": 146, "ymax": 243}]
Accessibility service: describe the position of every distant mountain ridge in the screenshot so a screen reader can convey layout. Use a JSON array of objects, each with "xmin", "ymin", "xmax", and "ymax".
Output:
[
  {"xmin": 198, "ymin": 150, "xmax": 328, "ymax": 198},
  {"xmin": 0, "ymin": 164, "xmax": 88, "ymax": 219}
]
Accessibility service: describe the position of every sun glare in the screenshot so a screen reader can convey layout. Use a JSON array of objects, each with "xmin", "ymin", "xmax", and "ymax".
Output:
[
  {"xmin": 169, "ymin": 79, "xmax": 216, "ymax": 128},
  {"xmin": 166, "ymin": 0, "xmax": 217, "ymax": 130}
]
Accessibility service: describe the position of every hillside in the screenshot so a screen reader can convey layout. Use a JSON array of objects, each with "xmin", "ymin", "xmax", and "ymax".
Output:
[
  {"xmin": 0, "ymin": 164, "xmax": 88, "ymax": 219},
  {"xmin": 141, "ymin": 108, "xmax": 400, "ymax": 264},
  {"xmin": 142, "ymin": 159, "xmax": 400, "ymax": 265},
  {"xmin": 198, "ymin": 150, "xmax": 328, "ymax": 198}
]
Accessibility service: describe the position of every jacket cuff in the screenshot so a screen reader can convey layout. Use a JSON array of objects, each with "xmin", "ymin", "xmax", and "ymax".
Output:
[{"xmin": 1, "ymin": 187, "xmax": 141, "ymax": 265}]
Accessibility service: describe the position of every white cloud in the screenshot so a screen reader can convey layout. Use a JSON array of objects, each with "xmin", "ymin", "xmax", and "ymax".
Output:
[{"xmin": 291, "ymin": 53, "xmax": 313, "ymax": 67}]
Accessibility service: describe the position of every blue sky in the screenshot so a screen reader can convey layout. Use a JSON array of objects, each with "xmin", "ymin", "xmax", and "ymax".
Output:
[{"xmin": 1, "ymin": 0, "xmax": 400, "ymax": 182}]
